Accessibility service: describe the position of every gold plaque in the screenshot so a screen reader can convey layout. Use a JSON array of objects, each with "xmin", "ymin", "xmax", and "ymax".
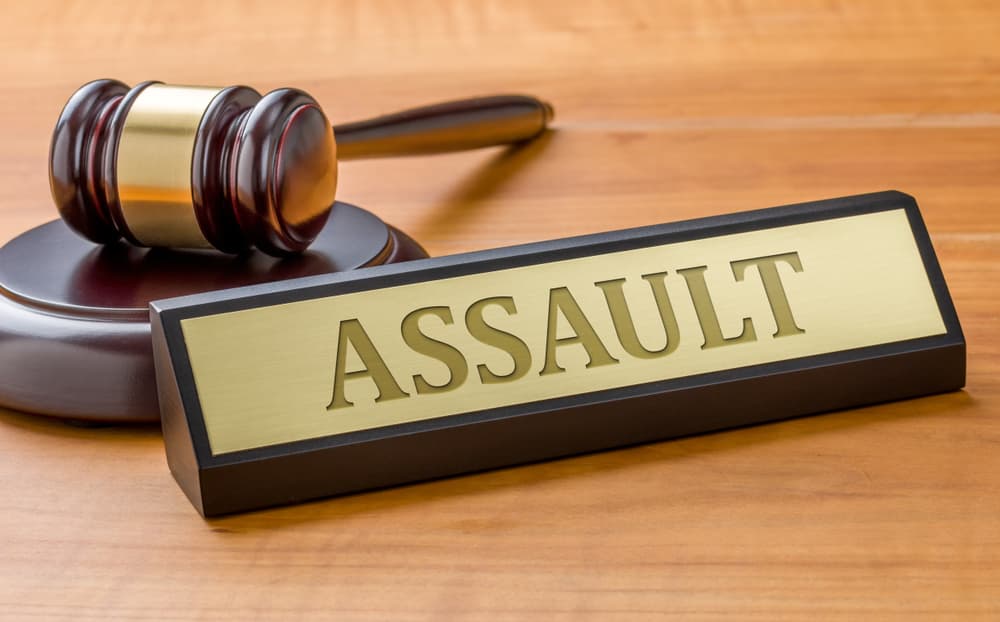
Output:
[{"xmin": 152, "ymin": 191, "xmax": 964, "ymax": 516}]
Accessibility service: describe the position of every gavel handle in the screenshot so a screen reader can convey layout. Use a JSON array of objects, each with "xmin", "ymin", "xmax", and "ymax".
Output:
[{"xmin": 332, "ymin": 95, "xmax": 553, "ymax": 160}]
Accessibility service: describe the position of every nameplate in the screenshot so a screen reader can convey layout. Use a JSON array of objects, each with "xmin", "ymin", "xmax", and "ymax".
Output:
[{"xmin": 152, "ymin": 191, "xmax": 964, "ymax": 516}]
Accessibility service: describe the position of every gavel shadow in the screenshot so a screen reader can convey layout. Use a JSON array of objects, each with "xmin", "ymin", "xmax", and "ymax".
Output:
[
  {"xmin": 61, "ymin": 238, "xmax": 344, "ymax": 311},
  {"xmin": 409, "ymin": 129, "xmax": 557, "ymax": 242},
  {"xmin": 1, "ymin": 199, "xmax": 394, "ymax": 317}
]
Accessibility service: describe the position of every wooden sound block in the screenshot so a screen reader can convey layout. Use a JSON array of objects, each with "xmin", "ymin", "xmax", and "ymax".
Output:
[{"xmin": 0, "ymin": 201, "xmax": 427, "ymax": 424}]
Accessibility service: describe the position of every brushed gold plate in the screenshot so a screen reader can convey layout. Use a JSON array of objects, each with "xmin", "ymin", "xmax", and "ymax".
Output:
[{"xmin": 182, "ymin": 208, "xmax": 943, "ymax": 455}]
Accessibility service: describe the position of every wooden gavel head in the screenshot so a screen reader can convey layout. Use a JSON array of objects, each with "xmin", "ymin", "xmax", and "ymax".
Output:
[
  {"xmin": 50, "ymin": 79, "xmax": 338, "ymax": 256},
  {"xmin": 50, "ymin": 80, "xmax": 553, "ymax": 257}
]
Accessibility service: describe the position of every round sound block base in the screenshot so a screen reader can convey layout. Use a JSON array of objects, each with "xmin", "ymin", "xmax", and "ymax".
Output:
[{"xmin": 0, "ymin": 202, "xmax": 427, "ymax": 423}]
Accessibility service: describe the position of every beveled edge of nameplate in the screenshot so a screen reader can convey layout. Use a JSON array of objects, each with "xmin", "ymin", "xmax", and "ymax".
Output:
[{"xmin": 150, "ymin": 190, "xmax": 965, "ymax": 480}]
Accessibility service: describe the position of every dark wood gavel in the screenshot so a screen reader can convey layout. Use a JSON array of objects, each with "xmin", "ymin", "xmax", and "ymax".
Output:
[{"xmin": 49, "ymin": 80, "xmax": 553, "ymax": 256}]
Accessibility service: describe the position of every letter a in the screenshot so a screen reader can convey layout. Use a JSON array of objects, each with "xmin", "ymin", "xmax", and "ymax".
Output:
[
  {"xmin": 327, "ymin": 319, "xmax": 409, "ymax": 410},
  {"xmin": 539, "ymin": 287, "xmax": 618, "ymax": 375}
]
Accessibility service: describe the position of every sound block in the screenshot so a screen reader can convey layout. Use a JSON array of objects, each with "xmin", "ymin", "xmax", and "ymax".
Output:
[{"xmin": 0, "ymin": 202, "xmax": 427, "ymax": 423}]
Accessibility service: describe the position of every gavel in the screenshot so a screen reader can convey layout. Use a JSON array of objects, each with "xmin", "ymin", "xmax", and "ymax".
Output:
[{"xmin": 49, "ymin": 80, "xmax": 553, "ymax": 256}]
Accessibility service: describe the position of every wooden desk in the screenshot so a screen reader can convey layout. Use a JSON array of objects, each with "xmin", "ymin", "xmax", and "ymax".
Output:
[{"xmin": 1, "ymin": 2, "xmax": 997, "ymax": 619}]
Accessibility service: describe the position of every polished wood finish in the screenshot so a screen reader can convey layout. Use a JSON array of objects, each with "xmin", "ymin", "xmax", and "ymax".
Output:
[
  {"xmin": 334, "ymin": 95, "xmax": 553, "ymax": 159},
  {"xmin": 233, "ymin": 87, "xmax": 336, "ymax": 254},
  {"xmin": 191, "ymin": 85, "xmax": 263, "ymax": 253},
  {"xmin": 1, "ymin": 1, "xmax": 998, "ymax": 619},
  {"xmin": 48, "ymin": 79, "xmax": 128, "ymax": 244}
]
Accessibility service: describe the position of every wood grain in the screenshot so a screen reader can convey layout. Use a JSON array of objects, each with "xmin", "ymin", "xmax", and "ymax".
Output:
[{"xmin": 0, "ymin": 1, "xmax": 998, "ymax": 619}]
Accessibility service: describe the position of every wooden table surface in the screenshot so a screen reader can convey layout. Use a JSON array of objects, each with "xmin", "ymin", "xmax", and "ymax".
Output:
[{"xmin": 1, "ymin": 2, "xmax": 998, "ymax": 619}]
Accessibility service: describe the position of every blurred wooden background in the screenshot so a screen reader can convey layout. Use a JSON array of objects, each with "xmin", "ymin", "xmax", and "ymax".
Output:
[{"xmin": 0, "ymin": 1, "xmax": 997, "ymax": 619}]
